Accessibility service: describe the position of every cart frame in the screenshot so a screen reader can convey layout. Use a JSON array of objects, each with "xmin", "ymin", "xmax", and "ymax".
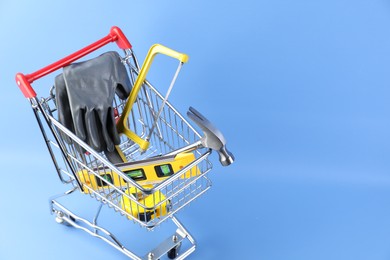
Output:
[{"xmin": 16, "ymin": 26, "xmax": 215, "ymax": 259}]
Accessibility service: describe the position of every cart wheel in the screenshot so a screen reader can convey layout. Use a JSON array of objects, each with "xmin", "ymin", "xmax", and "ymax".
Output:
[
  {"xmin": 167, "ymin": 242, "xmax": 181, "ymax": 259},
  {"xmin": 167, "ymin": 248, "xmax": 177, "ymax": 259},
  {"xmin": 55, "ymin": 211, "xmax": 76, "ymax": 226}
]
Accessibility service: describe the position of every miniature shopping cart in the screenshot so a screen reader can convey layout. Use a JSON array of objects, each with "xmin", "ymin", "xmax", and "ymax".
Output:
[{"xmin": 15, "ymin": 26, "xmax": 234, "ymax": 260}]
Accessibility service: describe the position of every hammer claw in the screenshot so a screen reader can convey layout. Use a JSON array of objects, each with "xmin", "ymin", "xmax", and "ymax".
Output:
[{"xmin": 187, "ymin": 106, "xmax": 234, "ymax": 166}]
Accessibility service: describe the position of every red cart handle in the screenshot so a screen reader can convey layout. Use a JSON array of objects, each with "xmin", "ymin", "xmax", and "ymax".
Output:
[{"xmin": 16, "ymin": 26, "xmax": 132, "ymax": 99}]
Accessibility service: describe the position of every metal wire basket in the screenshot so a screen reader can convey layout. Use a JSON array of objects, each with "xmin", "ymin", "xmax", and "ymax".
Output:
[{"xmin": 16, "ymin": 26, "xmax": 233, "ymax": 260}]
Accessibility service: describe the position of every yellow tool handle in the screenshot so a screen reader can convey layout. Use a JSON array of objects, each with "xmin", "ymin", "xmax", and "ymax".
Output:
[{"xmin": 117, "ymin": 44, "xmax": 189, "ymax": 150}]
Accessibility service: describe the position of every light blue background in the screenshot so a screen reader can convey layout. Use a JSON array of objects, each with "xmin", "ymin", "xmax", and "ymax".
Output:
[{"xmin": 1, "ymin": 0, "xmax": 390, "ymax": 259}]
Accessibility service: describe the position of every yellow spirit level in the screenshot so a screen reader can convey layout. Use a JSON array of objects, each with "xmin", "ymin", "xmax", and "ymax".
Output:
[{"xmin": 77, "ymin": 152, "xmax": 199, "ymax": 194}]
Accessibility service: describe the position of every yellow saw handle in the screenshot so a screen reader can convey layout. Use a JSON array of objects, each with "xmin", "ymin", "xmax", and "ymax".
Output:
[{"xmin": 117, "ymin": 44, "xmax": 189, "ymax": 151}]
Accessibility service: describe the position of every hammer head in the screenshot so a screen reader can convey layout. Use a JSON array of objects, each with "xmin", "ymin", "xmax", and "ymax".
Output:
[{"xmin": 187, "ymin": 107, "xmax": 234, "ymax": 166}]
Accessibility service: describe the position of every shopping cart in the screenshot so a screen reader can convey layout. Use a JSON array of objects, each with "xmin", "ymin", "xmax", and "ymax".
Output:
[{"xmin": 15, "ymin": 26, "xmax": 234, "ymax": 260}]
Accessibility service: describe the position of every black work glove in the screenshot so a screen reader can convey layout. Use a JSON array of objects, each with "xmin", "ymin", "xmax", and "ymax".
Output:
[
  {"xmin": 55, "ymin": 51, "xmax": 131, "ymax": 154},
  {"xmin": 55, "ymin": 73, "xmax": 74, "ymax": 144}
]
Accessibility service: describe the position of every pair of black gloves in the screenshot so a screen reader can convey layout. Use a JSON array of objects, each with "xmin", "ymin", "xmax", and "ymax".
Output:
[{"xmin": 55, "ymin": 51, "xmax": 131, "ymax": 163}]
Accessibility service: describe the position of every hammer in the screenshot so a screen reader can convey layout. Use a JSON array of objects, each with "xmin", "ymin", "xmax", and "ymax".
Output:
[{"xmin": 166, "ymin": 107, "xmax": 234, "ymax": 166}]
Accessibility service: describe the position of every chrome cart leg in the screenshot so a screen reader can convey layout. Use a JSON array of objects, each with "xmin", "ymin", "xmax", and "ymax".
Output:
[
  {"xmin": 50, "ymin": 197, "xmax": 141, "ymax": 260},
  {"xmin": 49, "ymin": 187, "xmax": 78, "ymax": 224},
  {"xmin": 48, "ymin": 188, "xmax": 198, "ymax": 259},
  {"xmin": 93, "ymin": 203, "xmax": 104, "ymax": 234}
]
